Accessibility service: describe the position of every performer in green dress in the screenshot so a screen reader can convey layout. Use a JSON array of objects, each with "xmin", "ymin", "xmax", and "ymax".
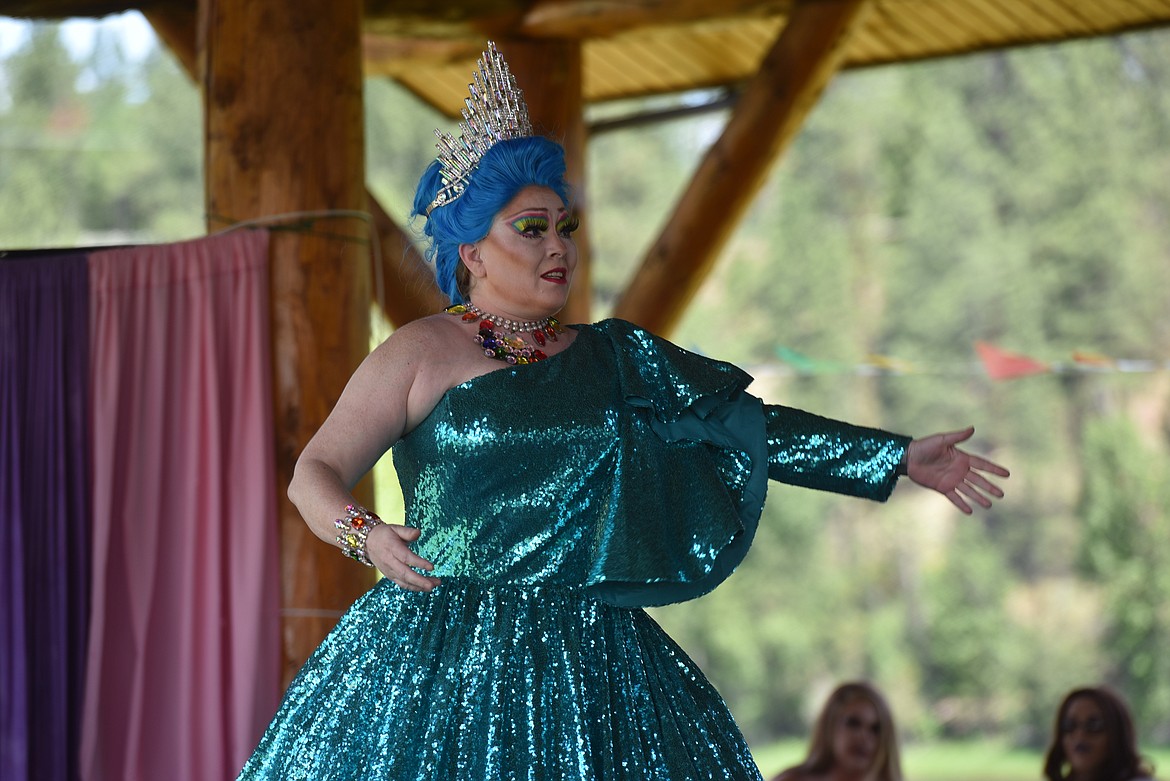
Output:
[{"xmin": 238, "ymin": 43, "xmax": 1008, "ymax": 781}]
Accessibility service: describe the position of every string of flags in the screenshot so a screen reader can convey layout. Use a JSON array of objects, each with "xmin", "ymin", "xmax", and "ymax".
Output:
[
  {"xmin": 736, "ymin": 341, "xmax": 1170, "ymax": 380},
  {"xmin": 974, "ymin": 342, "xmax": 1168, "ymax": 380}
]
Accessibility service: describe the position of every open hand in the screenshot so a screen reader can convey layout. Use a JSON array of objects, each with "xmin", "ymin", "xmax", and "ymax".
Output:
[
  {"xmin": 367, "ymin": 524, "xmax": 441, "ymax": 592},
  {"xmin": 906, "ymin": 426, "xmax": 1009, "ymax": 514}
]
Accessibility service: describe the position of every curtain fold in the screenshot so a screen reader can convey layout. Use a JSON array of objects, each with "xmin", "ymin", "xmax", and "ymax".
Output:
[
  {"xmin": 0, "ymin": 252, "xmax": 92, "ymax": 781},
  {"xmin": 80, "ymin": 231, "xmax": 281, "ymax": 781}
]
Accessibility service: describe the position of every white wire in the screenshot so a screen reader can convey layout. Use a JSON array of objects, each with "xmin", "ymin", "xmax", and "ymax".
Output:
[{"xmin": 209, "ymin": 208, "xmax": 387, "ymax": 323}]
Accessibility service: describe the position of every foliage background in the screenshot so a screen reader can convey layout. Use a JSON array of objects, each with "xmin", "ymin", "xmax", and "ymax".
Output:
[{"xmin": 4, "ymin": 13, "xmax": 1170, "ymax": 774}]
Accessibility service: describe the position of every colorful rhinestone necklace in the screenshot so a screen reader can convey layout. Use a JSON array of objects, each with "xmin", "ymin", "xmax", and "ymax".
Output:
[{"xmin": 446, "ymin": 303, "xmax": 562, "ymax": 364}]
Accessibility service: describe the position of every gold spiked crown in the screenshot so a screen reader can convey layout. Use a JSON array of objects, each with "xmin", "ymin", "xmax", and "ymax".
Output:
[{"xmin": 426, "ymin": 42, "xmax": 534, "ymax": 215}]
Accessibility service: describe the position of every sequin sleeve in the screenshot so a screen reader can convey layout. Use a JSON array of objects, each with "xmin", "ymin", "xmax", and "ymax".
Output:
[
  {"xmin": 584, "ymin": 320, "xmax": 770, "ymax": 607},
  {"xmin": 763, "ymin": 404, "xmax": 910, "ymax": 501}
]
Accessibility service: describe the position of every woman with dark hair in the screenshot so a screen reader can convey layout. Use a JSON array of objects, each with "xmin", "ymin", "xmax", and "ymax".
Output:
[
  {"xmin": 772, "ymin": 682, "xmax": 902, "ymax": 781},
  {"xmin": 237, "ymin": 43, "xmax": 1008, "ymax": 780},
  {"xmin": 1044, "ymin": 687, "xmax": 1155, "ymax": 781}
]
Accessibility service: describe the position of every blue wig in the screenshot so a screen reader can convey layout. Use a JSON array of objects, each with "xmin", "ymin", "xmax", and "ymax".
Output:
[{"xmin": 411, "ymin": 136, "xmax": 571, "ymax": 304}]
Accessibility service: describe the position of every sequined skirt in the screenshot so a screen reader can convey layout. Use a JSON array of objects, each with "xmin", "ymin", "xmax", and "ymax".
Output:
[{"xmin": 237, "ymin": 579, "xmax": 762, "ymax": 780}]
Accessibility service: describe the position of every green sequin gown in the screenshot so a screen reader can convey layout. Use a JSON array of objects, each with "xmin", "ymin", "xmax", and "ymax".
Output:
[{"xmin": 238, "ymin": 319, "xmax": 909, "ymax": 781}]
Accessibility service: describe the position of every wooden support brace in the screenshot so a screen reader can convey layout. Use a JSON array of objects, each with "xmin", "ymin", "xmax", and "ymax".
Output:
[
  {"xmin": 613, "ymin": 0, "xmax": 874, "ymax": 335},
  {"xmin": 368, "ymin": 193, "xmax": 449, "ymax": 324}
]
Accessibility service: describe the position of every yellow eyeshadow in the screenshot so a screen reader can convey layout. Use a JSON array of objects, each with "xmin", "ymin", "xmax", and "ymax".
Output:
[
  {"xmin": 556, "ymin": 215, "xmax": 579, "ymax": 234},
  {"xmin": 511, "ymin": 215, "xmax": 549, "ymax": 233}
]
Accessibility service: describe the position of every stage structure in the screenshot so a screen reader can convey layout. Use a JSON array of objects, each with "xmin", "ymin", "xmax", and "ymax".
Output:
[{"xmin": 9, "ymin": 0, "xmax": 1170, "ymax": 686}]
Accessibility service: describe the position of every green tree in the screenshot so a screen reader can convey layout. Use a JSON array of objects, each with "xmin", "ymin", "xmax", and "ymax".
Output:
[
  {"xmin": 917, "ymin": 522, "xmax": 1017, "ymax": 737},
  {"xmin": 1078, "ymin": 416, "xmax": 1170, "ymax": 741},
  {"xmin": 0, "ymin": 19, "xmax": 202, "ymax": 247},
  {"xmin": 0, "ymin": 25, "xmax": 86, "ymax": 245}
]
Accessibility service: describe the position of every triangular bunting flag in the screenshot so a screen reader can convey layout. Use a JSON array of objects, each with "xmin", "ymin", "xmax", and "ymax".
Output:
[
  {"xmin": 775, "ymin": 346, "xmax": 844, "ymax": 375},
  {"xmin": 975, "ymin": 341, "xmax": 1050, "ymax": 380},
  {"xmin": 1072, "ymin": 351, "xmax": 1115, "ymax": 368},
  {"xmin": 866, "ymin": 354, "xmax": 918, "ymax": 374}
]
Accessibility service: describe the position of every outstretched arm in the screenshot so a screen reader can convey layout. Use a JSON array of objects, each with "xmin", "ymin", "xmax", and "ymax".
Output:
[
  {"xmin": 763, "ymin": 404, "xmax": 910, "ymax": 501},
  {"xmin": 762, "ymin": 404, "xmax": 1008, "ymax": 512},
  {"xmin": 904, "ymin": 426, "xmax": 1009, "ymax": 514}
]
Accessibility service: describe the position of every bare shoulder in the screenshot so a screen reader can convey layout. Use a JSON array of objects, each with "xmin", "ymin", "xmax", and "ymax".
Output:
[
  {"xmin": 362, "ymin": 313, "xmax": 464, "ymax": 383},
  {"xmin": 369, "ymin": 313, "xmax": 457, "ymax": 362},
  {"xmin": 365, "ymin": 313, "xmax": 478, "ymax": 431}
]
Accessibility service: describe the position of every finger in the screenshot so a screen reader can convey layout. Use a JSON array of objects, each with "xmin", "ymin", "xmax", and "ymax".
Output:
[
  {"xmin": 941, "ymin": 426, "xmax": 976, "ymax": 446},
  {"xmin": 387, "ymin": 576, "xmax": 422, "ymax": 592},
  {"xmin": 965, "ymin": 472, "xmax": 1004, "ymax": 498},
  {"xmin": 946, "ymin": 490, "xmax": 973, "ymax": 515},
  {"xmin": 956, "ymin": 482, "xmax": 992, "ymax": 509},
  {"xmin": 399, "ymin": 573, "xmax": 440, "ymax": 592},
  {"xmin": 389, "ymin": 568, "xmax": 440, "ymax": 592},
  {"xmin": 397, "ymin": 549, "xmax": 436, "ymax": 571},
  {"xmin": 374, "ymin": 525, "xmax": 435, "ymax": 570},
  {"xmin": 391, "ymin": 546, "xmax": 437, "ymax": 579},
  {"xmin": 967, "ymin": 455, "xmax": 1010, "ymax": 477},
  {"xmin": 390, "ymin": 578, "xmax": 430, "ymax": 593},
  {"xmin": 409, "ymin": 573, "xmax": 441, "ymax": 592}
]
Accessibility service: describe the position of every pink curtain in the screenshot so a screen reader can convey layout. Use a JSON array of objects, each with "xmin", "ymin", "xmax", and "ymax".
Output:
[{"xmin": 81, "ymin": 231, "xmax": 281, "ymax": 781}]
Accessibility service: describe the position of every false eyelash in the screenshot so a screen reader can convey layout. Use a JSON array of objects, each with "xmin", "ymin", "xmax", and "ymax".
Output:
[{"xmin": 556, "ymin": 215, "xmax": 580, "ymax": 235}]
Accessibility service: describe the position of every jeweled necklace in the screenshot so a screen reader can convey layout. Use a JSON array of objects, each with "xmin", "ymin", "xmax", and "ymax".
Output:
[{"xmin": 446, "ymin": 303, "xmax": 562, "ymax": 364}]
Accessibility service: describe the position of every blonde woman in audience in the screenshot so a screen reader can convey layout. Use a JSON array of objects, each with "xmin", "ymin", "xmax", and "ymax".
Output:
[{"xmin": 773, "ymin": 682, "xmax": 902, "ymax": 781}]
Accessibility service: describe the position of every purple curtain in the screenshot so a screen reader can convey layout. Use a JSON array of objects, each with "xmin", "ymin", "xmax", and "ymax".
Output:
[{"xmin": 0, "ymin": 252, "xmax": 91, "ymax": 781}]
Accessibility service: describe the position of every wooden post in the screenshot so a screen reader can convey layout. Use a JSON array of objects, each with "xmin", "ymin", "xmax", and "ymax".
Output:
[
  {"xmin": 201, "ymin": 0, "xmax": 374, "ymax": 686},
  {"xmin": 498, "ymin": 38, "xmax": 593, "ymax": 325},
  {"xmin": 613, "ymin": 0, "xmax": 874, "ymax": 334},
  {"xmin": 144, "ymin": 7, "xmax": 442, "ymax": 331}
]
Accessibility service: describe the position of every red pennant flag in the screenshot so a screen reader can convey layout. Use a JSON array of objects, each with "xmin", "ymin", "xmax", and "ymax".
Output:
[{"xmin": 975, "ymin": 341, "xmax": 1049, "ymax": 380}]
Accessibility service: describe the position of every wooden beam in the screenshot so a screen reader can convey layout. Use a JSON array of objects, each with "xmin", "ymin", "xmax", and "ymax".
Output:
[
  {"xmin": 361, "ymin": 0, "xmax": 526, "ymax": 37},
  {"xmin": 499, "ymin": 38, "xmax": 593, "ymax": 324},
  {"xmin": 360, "ymin": 0, "xmax": 788, "ymax": 41},
  {"xmin": 361, "ymin": 33, "xmax": 482, "ymax": 70},
  {"xmin": 521, "ymin": 0, "xmax": 790, "ymax": 38},
  {"xmin": 202, "ymin": 0, "xmax": 373, "ymax": 687},
  {"xmin": 142, "ymin": 5, "xmax": 199, "ymax": 77},
  {"xmin": 361, "ymin": 0, "xmax": 789, "ymax": 75},
  {"xmin": 2, "ymin": 0, "xmax": 142, "ymax": 16},
  {"xmin": 613, "ymin": 0, "xmax": 874, "ymax": 335}
]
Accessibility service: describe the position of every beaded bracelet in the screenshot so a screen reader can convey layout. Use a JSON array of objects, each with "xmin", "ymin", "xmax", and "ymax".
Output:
[{"xmin": 334, "ymin": 503, "xmax": 384, "ymax": 567}]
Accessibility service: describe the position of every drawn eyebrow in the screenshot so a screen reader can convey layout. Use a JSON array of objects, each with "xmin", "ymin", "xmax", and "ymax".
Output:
[{"xmin": 505, "ymin": 208, "xmax": 550, "ymax": 221}]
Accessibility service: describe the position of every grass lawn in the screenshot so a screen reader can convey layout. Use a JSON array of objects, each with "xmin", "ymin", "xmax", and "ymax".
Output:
[{"xmin": 752, "ymin": 738, "xmax": 1170, "ymax": 781}]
